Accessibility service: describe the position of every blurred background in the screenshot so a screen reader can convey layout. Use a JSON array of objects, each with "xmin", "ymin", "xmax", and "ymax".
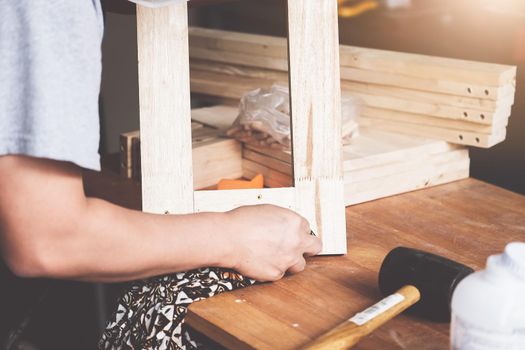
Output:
[
  {"xmin": 4, "ymin": 0, "xmax": 524, "ymax": 349},
  {"xmin": 100, "ymin": 0, "xmax": 525, "ymax": 195}
]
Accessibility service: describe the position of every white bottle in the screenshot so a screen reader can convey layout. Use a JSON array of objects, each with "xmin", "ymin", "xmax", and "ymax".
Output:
[{"xmin": 450, "ymin": 242, "xmax": 525, "ymax": 350}]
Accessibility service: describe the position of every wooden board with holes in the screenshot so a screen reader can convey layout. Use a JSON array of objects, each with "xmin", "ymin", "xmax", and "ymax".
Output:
[
  {"xmin": 187, "ymin": 26, "xmax": 516, "ymax": 149},
  {"xmin": 359, "ymin": 117, "xmax": 507, "ymax": 148},
  {"xmin": 190, "ymin": 69, "xmax": 512, "ymax": 126},
  {"xmin": 188, "ymin": 27, "xmax": 516, "ymax": 100}
]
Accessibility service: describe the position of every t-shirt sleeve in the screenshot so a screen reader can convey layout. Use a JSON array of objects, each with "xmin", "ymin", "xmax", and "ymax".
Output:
[{"xmin": 0, "ymin": 0, "xmax": 104, "ymax": 171}]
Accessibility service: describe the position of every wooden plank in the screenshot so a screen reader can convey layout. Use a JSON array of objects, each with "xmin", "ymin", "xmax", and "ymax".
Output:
[
  {"xmin": 137, "ymin": 3, "xmax": 193, "ymax": 214},
  {"xmin": 190, "ymin": 69, "xmax": 512, "ymax": 125},
  {"xmin": 242, "ymin": 149, "xmax": 469, "ymax": 186},
  {"xmin": 339, "ymin": 45, "xmax": 517, "ymax": 87},
  {"xmin": 342, "ymin": 80, "xmax": 513, "ymax": 111},
  {"xmin": 244, "ymin": 127, "xmax": 458, "ymax": 172},
  {"xmin": 287, "ymin": 0, "xmax": 346, "ymax": 255},
  {"xmin": 188, "ymin": 27, "xmax": 516, "ymax": 97},
  {"xmin": 340, "ymin": 82, "xmax": 512, "ymax": 125},
  {"xmin": 242, "ymin": 148, "xmax": 470, "ymax": 205},
  {"xmin": 345, "ymin": 154, "xmax": 470, "ymax": 194},
  {"xmin": 346, "ymin": 167, "xmax": 470, "ymax": 206},
  {"xmin": 361, "ymin": 107, "xmax": 508, "ymax": 134},
  {"xmin": 191, "ymin": 58, "xmax": 515, "ymax": 110},
  {"xmin": 359, "ymin": 117, "xmax": 507, "ymax": 148},
  {"xmin": 242, "ymin": 159, "xmax": 293, "ymax": 187},
  {"xmin": 243, "ymin": 148, "xmax": 293, "ymax": 174},
  {"xmin": 119, "ymin": 130, "xmax": 139, "ymax": 179},
  {"xmin": 189, "ymin": 26, "xmax": 287, "ymax": 59},
  {"xmin": 194, "ymin": 187, "xmax": 296, "ymax": 213},
  {"xmin": 127, "ymin": 133, "xmax": 243, "ymax": 189},
  {"xmin": 339, "ymin": 66, "xmax": 516, "ymax": 101},
  {"xmin": 190, "ymin": 105, "xmax": 239, "ymax": 131},
  {"xmin": 344, "ymin": 149, "xmax": 468, "ymax": 183},
  {"xmin": 192, "ymin": 138, "xmax": 243, "ymax": 189}
]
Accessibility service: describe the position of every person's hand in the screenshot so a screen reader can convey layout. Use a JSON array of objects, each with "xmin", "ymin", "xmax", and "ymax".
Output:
[{"xmin": 223, "ymin": 204, "xmax": 322, "ymax": 282}]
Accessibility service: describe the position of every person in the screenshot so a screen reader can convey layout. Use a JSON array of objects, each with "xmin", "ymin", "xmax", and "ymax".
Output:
[{"xmin": 0, "ymin": 1, "xmax": 321, "ymax": 285}]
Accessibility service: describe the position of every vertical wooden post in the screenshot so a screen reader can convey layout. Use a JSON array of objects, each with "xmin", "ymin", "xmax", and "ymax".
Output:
[
  {"xmin": 287, "ymin": 0, "xmax": 347, "ymax": 254},
  {"xmin": 136, "ymin": 3, "xmax": 194, "ymax": 214}
]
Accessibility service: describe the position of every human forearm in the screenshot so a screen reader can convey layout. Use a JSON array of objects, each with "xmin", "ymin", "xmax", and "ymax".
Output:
[
  {"xmin": 40, "ymin": 197, "xmax": 233, "ymax": 282},
  {"xmin": 1, "ymin": 155, "xmax": 321, "ymax": 283},
  {"xmin": 0, "ymin": 156, "xmax": 233, "ymax": 282}
]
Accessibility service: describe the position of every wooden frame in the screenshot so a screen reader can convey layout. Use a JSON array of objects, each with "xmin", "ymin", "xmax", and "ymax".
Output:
[{"xmin": 136, "ymin": 0, "xmax": 346, "ymax": 254}]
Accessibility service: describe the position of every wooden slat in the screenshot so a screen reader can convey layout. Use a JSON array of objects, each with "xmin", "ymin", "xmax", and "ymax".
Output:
[
  {"xmin": 194, "ymin": 187, "xmax": 296, "ymax": 213},
  {"xmin": 339, "ymin": 66, "xmax": 516, "ymax": 102},
  {"xmin": 190, "ymin": 105, "xmax": 239, "ymax": 131},
  {"xmin": 189, "ymin": 69, "xmax": 512, "ymax": 126},
  {"xmin": 242, "ymin": 149, "xmax": 469, "ymax": 187},
  {"xmin": 137, "ymin": 3, "xmax": 193, "ymax": 214},
  {"xmin": 338, "ymin": 45, "xmax": 517, "ymax": 87},
  {"xmin": 188, "ymin": 27, "xmax": 516, "ymax": 98},
  {"xmin": 341, "ymin": 80, "xmax": 512, "ymax": 111},
  {"xmin": 359, "ymin": 117, "xmax": 507, "ymax": 148},
  {"xmin": 191, "ymin": 58, "xmax": 515, "ymax": 111},
  {"xmin": 361, "ymin": 107, "xmax": 508, "ymax": 135},
  {"xmin": 244, "ymin": 127, "xmax": 459, "ymax": 172},
  {"xmin": 340, "ymin": 81, "xmax": 512, "ymax": 125},
  {"xmin": 242, "ymin": 148, "xmax": 470, "ymax": 206},
  {"xmin": 119, "ymin": 130, "xmax": 140, "ymax": 178},
  {"xmin": 287, "ymin": 0, "xmax": 346, "ymax": 255}
]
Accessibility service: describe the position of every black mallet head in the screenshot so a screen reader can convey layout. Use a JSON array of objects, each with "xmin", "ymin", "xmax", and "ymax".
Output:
[{"xmin": 378, "ymin": 247, "xmax": 474, "ymax": 322}]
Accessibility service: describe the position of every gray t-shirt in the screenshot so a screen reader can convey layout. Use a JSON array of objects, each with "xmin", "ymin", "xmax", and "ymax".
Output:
[{"xmin": 0, "ymin": 0, "xmax": 104, "ymax": 170}]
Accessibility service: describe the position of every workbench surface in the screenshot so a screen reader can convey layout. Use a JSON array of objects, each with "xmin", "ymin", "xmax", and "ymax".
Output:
[{"xmin": 83, "ymin": 164, "xmax": 525, "ymax": 350}]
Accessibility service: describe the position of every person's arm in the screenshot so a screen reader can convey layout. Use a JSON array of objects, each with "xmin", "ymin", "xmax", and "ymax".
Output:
[{"xmin": 0, "ymin": 155, "xmax": 321, "ymax": 282}]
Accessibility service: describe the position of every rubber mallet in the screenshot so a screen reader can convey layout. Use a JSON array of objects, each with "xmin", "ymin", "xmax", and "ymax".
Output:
[{"xmin": 303, "ymin": 247, "xmax": 474, "ymax": 350}]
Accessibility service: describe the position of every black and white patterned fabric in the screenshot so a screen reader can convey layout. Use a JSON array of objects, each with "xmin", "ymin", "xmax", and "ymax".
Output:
[{"xmin": 99, "ymin": 268, "xmax": 255, "ymax": 350}]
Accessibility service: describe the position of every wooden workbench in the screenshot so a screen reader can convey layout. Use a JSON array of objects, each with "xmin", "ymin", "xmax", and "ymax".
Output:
[{"xmin": 83, "ymin": 163, "xmax": 525, "ymax": 349}]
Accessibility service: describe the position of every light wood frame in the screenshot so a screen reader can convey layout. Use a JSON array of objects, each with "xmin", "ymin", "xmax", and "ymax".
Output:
[{"xmin": 136, "ymin": 0, "xmax": 346, "ymax": 254}]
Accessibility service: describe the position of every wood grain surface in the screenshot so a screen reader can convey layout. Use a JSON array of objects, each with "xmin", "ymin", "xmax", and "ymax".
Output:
[
  {"xmin": 185, "ymin": 179, "xmax": 525, "ymax": 350},
  {"xmin": 136, "ymin": 3, "xmax": 194, "ymax": 214},
  {"xmin": 287, "ymin": 0, "xmax": 346, "ymax": 254},
  {"xmin": 82, "ymin": 164, "xmax": 525, "ymax": 349}
]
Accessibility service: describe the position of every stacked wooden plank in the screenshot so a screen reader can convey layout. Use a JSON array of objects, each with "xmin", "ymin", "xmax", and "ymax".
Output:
[
  {"xmin": 119, "ymin": 106, "xmax": 243, "ymax": 189},
  {"xmin": 188, "ymin": 27, "xmax": 516, "ymax": 148},
  {"xmin": 121, "ymin": 105, "xmax": 470, "ymax": 205},
  {"xmin": 242, "ymin": 127, "xmax": 470, "ymax": 206}
]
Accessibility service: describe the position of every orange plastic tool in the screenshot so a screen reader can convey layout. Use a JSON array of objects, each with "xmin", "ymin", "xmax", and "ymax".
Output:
[{"xmin": 217, "ymin": 174, "xmax": 264, "ymax": 190}]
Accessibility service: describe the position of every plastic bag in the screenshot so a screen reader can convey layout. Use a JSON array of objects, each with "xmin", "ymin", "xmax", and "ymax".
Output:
[{"xmin": 227, "ymin": 85, "xmax": 360, "ymax": 150}]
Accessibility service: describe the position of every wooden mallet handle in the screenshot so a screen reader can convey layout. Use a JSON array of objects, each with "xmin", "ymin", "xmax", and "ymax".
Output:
[{"xmin": 302, "ymin": 285, "xmax": 421, "ymax": 350}]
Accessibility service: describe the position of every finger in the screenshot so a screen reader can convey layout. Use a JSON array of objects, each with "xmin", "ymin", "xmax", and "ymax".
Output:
[
  {"xmin": 302, "ymin": 235, "xmax": 323, "ymax": 257},
  {"xmin": 287, "ymin": 257, "xmax": 306, "ymax": 274},
  {"xmin": 269, "ymin": 269, "xmax": 285, "ymax": 282}
]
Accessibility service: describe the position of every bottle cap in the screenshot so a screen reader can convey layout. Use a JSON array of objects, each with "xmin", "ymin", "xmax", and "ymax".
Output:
[
  {"xmin": 502, "ymin": 242, "xmax": 525, "ymax": 279},
  {"xmin": 487, "ymin": 242, "xmax": 525, "ymax": 280}
]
